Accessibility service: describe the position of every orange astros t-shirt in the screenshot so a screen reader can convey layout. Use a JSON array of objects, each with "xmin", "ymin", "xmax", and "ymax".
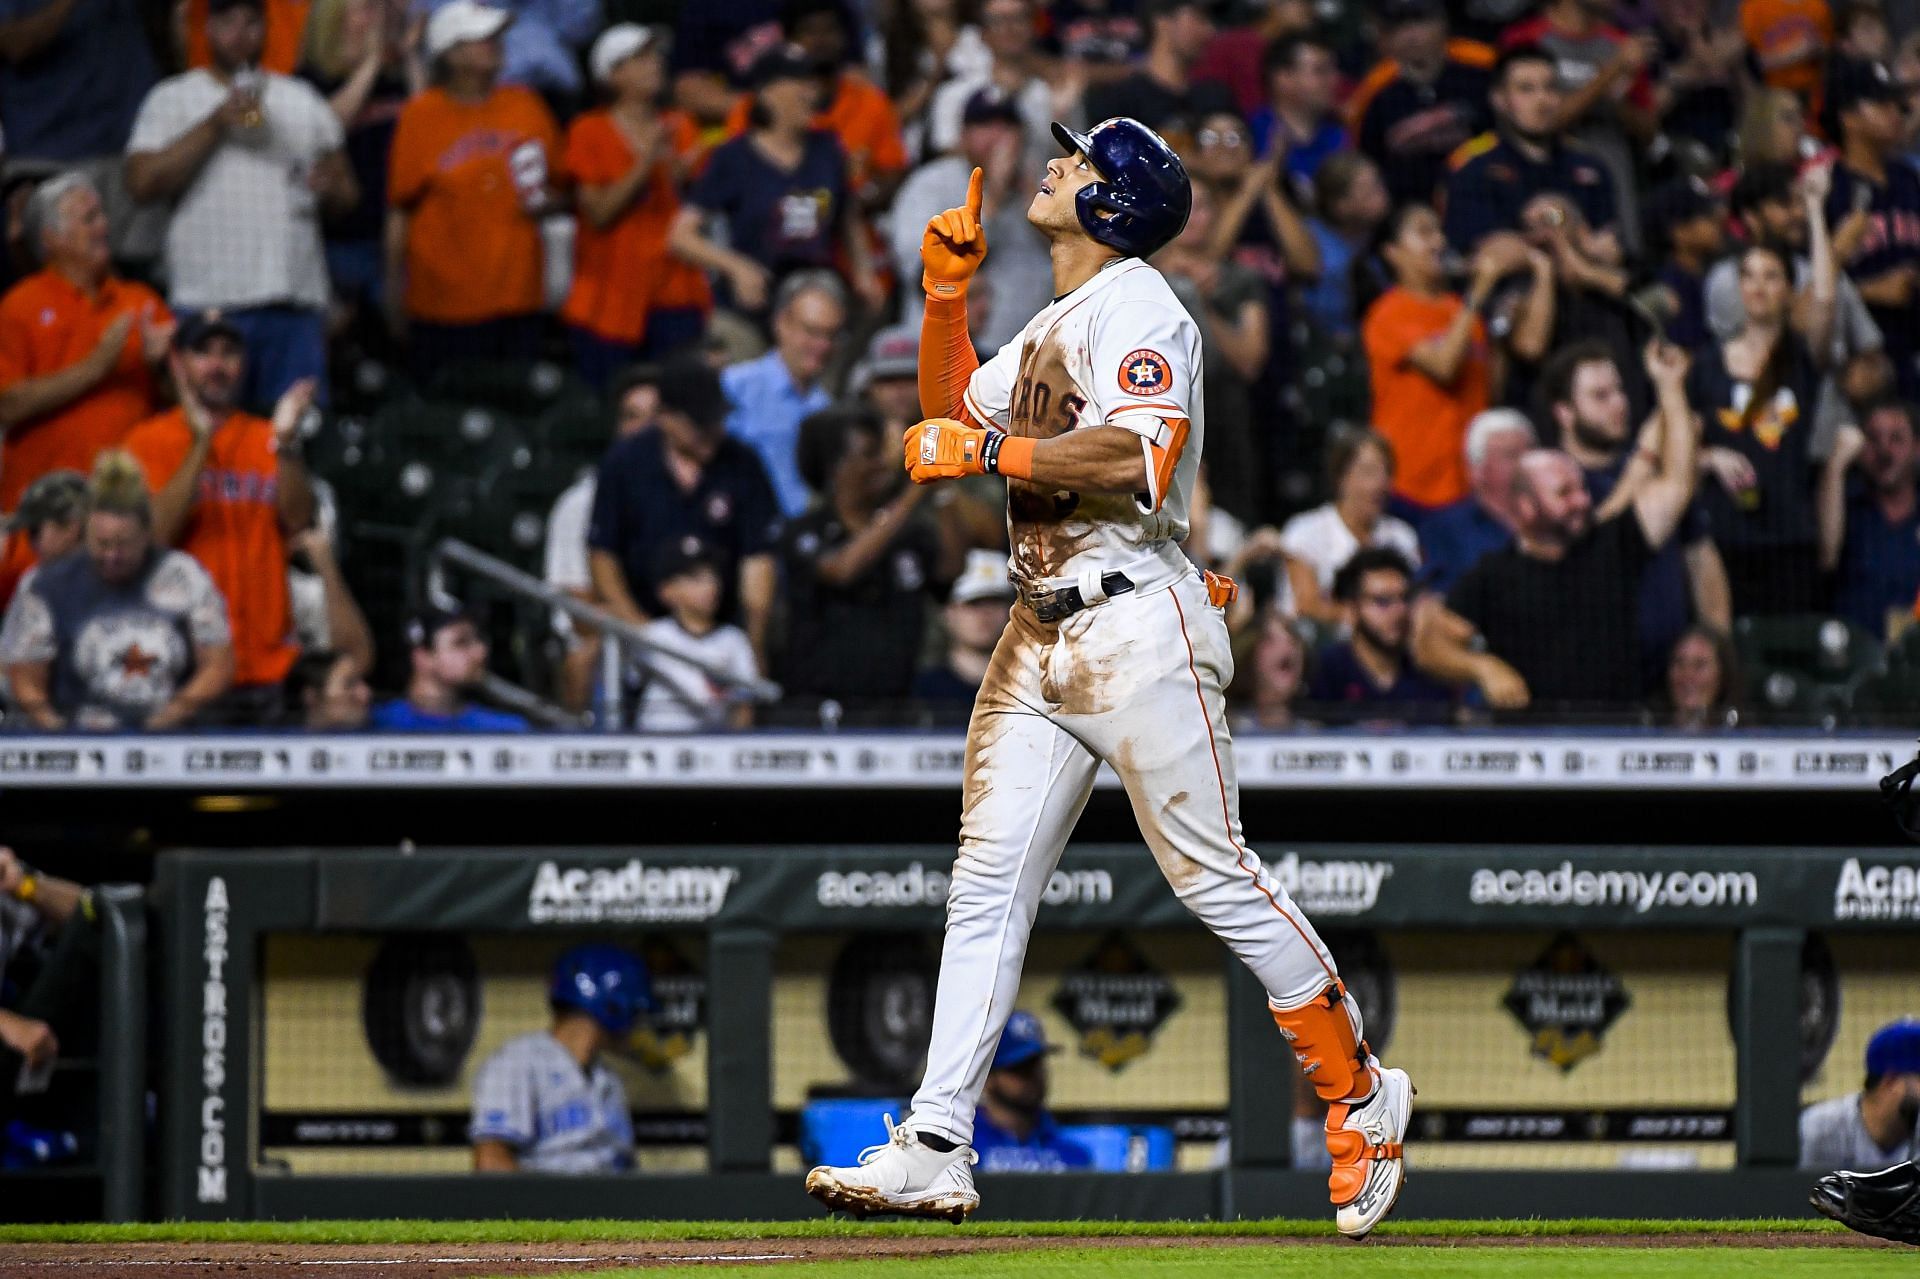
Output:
[
  {"xmin": 1742, "ymin": 0, "xmax": 1832, "ymax": 103},
  {"xmin": 389, "ymin": 86, "xmax": 560, "ymax": 325},
  {"xmin": 0, "ymin": 271, "xmax": 169, "ymax": 513},
  {"xmin": 560, "ymin": 110, "xmax": 713, "ymax": 345},
  {"xmin": 1362, "ymin": 287, "xmax": 1490, "ymax": 509},
  {"xmin": 123, "ymin": 409, "xmax": 296, "ymax": 687}
]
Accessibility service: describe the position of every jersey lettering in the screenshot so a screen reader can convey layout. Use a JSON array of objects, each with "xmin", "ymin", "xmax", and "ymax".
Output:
[
  {"xmin": 961, "ymin": 260, "xmax": 1200, "ymax": 578},
  {"xmin": 1008, "ymin": 483, "xmax": 1080, "ymax": 521},
  {"xmin": 1011, "ymin": 373, "xmax": 1085, "ymax": 436}
]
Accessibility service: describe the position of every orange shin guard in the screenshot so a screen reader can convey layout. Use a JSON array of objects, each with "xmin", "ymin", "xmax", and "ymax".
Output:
[{"xmin": 1270, "ymin": 982, "xmax": 1373, "ymax": 1105}]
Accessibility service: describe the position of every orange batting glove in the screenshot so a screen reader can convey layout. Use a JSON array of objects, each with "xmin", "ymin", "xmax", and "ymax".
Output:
[
  {"xmin": 921, "ymin": 166, "xmax": 987, "ymax": 300},
  {"xmin": 904, "ymin": 418, "xmax": 1035, "ymax": 484}
]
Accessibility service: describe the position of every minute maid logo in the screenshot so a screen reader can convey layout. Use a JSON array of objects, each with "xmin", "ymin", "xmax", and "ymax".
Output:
[
  {"xmin": 527, "ymin": 859, "xmax": 738, "ymax": 924},
  {"xmin": 1717, "ymin": 384, "xmax": 1799, "ymax": 451}
]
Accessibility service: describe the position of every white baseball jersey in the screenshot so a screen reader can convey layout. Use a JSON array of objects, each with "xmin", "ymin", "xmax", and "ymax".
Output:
[
  {"xmin": 1799, "ymin": 1093, "xmax": 1920, "ymax": 1172},
  {"xmin": 962, "ymin": 258, "xmax": 1204, "ymax": 582},
  {"xmin": 469, "ymin": 1031, "xmax": 634, "ymax": 1173}
]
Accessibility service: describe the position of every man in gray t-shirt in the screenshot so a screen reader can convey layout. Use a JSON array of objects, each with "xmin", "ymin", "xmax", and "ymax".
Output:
[
  {"xmin": 470, "ymin": 945, "xmax": 651, "ymax": 1174},
  {"xmin": 1801, "ymin": 1019, "xmax": 1920, "ymax": 1171}
]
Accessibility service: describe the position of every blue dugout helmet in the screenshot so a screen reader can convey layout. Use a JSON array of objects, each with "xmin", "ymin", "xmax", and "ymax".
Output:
[
  {"xmin": 1050, "ymin": 117, "xmax": 1193, "ymax": 259},
  {"xmin": 550, "ymin": 944, "xmax": 652, "ymax": 1035}
]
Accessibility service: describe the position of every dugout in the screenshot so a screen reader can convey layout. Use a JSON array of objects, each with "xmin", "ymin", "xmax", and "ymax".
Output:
[{"xmin": 130, "ymin": 843, "xmax": 1920, "ymax": 1223}]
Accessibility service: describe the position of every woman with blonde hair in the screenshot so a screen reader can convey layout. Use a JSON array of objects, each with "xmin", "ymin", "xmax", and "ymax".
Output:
[
  {"xmin": 1737, "ymin": 87, "xmax": 1813, "ymax": 168},
  {"xmin": 1276, "ymin": 428, "xmax": 1423, "ymax": 625},
  {"xmin": 0, "ymin": 452, "xmax": 234, "ymax": 730}
]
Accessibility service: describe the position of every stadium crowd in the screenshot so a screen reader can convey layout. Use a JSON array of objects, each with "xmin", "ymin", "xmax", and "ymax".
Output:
[{"xmin": 4, "ymin": 0, "xmax": 1920, "ymax": 730}]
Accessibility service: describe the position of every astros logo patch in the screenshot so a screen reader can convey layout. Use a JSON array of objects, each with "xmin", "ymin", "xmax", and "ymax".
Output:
[{"xmin": 1119, "ymin": 349, "xmax": 1171, "ymax": 396}]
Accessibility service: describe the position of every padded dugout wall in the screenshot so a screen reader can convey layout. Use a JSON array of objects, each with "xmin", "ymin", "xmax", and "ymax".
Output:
[{"xmin": 154, "ymin": 845, "xmax": 1920, "ymax": 1218}]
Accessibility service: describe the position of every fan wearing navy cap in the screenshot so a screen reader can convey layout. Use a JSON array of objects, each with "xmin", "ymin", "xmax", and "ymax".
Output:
[
  {"xmin": 471, "ymin": 945, "xmax": 650, "ymax": 1173},
  {"xmin": 588, "ymin": 354, "xmax": 781, "ymax": 671},
  {"xmin": 370, "ymin": 606, "xmax": 528, "ymax": 732},
  {"xmin": 1642, "ymin": 177, "xmax": 1727, "ymax": 352},
  {"xmin": 970, "ymin": 1011, "xmax": 1093, "ymax": 1173},
  {"xmin": 669, "ymin": 42, "xmax": 879, "ymax": 314},
  {"xmin": 632, "ymin": 534, "xmax": 760, "ymax": 731},
  {"xmin": 1801, "ymin": 1018, "xmax": 1920, "ymax": 1172},
  {"xmin": 1825, "ymin": 55, "xmax": 1920, "ymax": 397},
  {"xmin": 890, "ymin": 87, "xmax": 1053, "ymax": 354}
]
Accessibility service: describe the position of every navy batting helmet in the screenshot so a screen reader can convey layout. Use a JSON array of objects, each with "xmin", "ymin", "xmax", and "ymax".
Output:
[
  {"xmin": 549, "ymin": 944, "xmax": 652, "ymax": 1035},
  {"xmin": 1051, "ymin": 118, "xmax": 1192, "ymax": 258}
]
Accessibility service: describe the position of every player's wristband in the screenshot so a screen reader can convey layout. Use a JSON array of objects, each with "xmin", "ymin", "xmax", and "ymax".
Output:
[
  {"xmin": 980, "ymin": 431, "xmax": 1035, "ymax": 481},
  {"xmin": 922, "ymin": 271, "xmax": 970, "ymax": 301}
]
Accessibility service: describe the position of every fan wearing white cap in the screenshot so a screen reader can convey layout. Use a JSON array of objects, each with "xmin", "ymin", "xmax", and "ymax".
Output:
[
  {"xmin": 422, "ymin": 0, "xmax": 512, "ymax": 67},
  {"xmin": 418, "ymin": 0, "xmax": 595, "ymax": 100},
  {"xmin": 911, "ymin": 547, "xmax": 1016, "ymax": 722},
  {"xmin": 560, "ymin": 25, "xmax": 712, "ymax": 389},
  {"xmin": 388, "ymin": 0, "xmax": 558, "ymax": 376}
]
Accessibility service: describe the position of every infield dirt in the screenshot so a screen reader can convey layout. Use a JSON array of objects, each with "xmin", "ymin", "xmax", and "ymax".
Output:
[{"xmin": 0, "ymin": 1229, "xmax": 1901, "ymax": 1279}]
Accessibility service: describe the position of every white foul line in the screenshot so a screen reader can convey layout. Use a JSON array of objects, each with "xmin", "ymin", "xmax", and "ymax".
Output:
[{"xmin": 0, "ymin": 1256, "xmax": 801, "ymax": 1268}]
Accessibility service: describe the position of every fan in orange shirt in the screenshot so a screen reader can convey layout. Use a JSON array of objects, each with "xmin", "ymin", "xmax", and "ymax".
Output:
[
  {"xmin": 386, "ymin": 1, "xmax": 560, "ymax": 379},
  {"xmin": 561, "ymin": 25, "xmax": 714, "ymax": 388},
  {"xmin": 1742, "ymin": 0, "xmax": 1833, "ymax": 105},
  {"xmin": 122, "ymin": 315, "xmax": 317, "ymax": 716},
  {"xmin": 0, "ymin": 174, "xmax": 172, "ymax": 518},
  {"xmin": 1361, "ymin": 205, "xmax": 1554, "ymax": 514}
]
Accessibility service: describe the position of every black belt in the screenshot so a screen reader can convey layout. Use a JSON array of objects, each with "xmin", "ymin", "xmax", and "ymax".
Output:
[{"xmin": 1021, "ymin": 572, "xmax": 1135, "ymax": 623}]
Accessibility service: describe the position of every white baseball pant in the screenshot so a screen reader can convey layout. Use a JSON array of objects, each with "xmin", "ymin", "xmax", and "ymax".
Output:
[{"xmin": 908, "ymin": 562, "xmax": 1349, "ymax": 1144}]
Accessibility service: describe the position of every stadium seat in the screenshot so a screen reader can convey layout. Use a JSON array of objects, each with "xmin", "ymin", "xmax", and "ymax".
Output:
[
  {"xmin": 533, "ymin": 394, "xmax": 614, "ymax": 474},
  {"xmin": 424, "ymin": 359, "xmax": 584, "ymax": 416},
  {"xmin": 481, "ymin": 456, "xmax": 588, "ymax": 571},
  {"xmin": 1846, "ymin": 667, "xmax": 1920, "ymax": 723},
  {"xmin": 798, "ymin": 1098, "xmax": 906, "ymax": 1170},
  {"xmin": 1732, "ymin": 614, "xmax": 1881, "ymax": 681}
]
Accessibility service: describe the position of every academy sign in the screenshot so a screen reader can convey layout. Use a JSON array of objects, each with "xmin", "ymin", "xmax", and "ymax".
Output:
[
  {"xmin": 527, "ymin": 859, "xmax": 738, "ymax": 924},
  {"xmin": 1832, "ymin": 858, "xmax": 1920, "ymax": 922},
  {"xmin": 815, "ymin": 861, "xmax": 1113, "ymax": 909},
  {"xmin": 1268, "ymin": 852, "xmax": 1392, "ymax": 915}
]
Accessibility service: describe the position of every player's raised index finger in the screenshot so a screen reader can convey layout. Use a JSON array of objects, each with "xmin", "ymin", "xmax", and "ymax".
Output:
[{"xmin": 966, "ymin": 167, "xmax": 984, "ymax": 219}]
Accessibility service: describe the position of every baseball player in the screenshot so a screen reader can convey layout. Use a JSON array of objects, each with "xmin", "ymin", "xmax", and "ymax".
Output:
[
  {"xmin": 804, "ymin": 118, "xmax": 1413, "ymax": 1238},
  {"xmin": 971, "ymin": 1011, "xmax": 1092, "ymax": 1173},
  {"xmin": 470, "ymin": 944, "xmax": 649, "ymax": 1173}
]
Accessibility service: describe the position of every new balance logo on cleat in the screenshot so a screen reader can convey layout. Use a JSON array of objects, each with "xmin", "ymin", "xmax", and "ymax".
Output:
[{"xmin": 805, "ymin": 1115, "xmax": 981, "ymax": 1224}]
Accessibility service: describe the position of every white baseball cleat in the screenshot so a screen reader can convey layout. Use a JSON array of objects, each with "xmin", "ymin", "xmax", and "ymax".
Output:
[
  {"xmin": 1327, "ymin": 1066, "xmax": 1414, "ymax": 1240},
  {"xmin": 804, "ymin": 1115, "xmax": 981, "ymax": 1223}
]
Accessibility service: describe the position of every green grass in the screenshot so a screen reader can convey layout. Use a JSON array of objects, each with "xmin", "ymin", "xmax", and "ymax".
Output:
[
  {"xmin": 0, "ymin": 1218, "xmax": 1847, "ymax": 1245},
  {"xmin": 576, "ymin": 1248, "xmax": 1910, "ymax": 1279}
]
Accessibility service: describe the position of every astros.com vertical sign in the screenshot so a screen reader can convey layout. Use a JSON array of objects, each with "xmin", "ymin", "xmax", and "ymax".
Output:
[{"xmin": 199, "ymin": 877, "xmax": 230, "ymax": 1203}]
